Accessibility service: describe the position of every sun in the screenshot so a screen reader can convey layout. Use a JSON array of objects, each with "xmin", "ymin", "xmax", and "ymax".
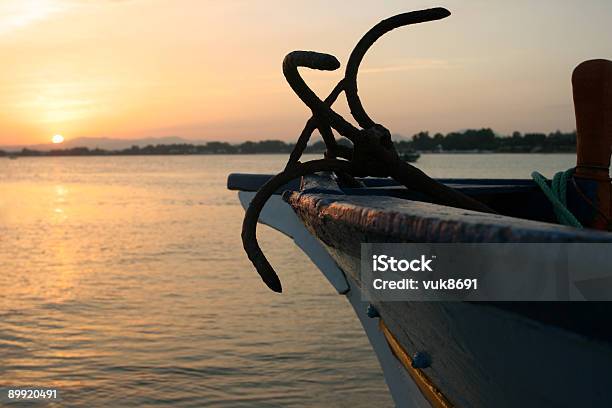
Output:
[{"xmin": 52, "ymin": 134, "xmax": 64, "ymax": 144}]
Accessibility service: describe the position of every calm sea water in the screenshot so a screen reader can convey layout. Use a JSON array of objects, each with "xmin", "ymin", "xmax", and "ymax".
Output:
[{"xmin": 0, "ymin": 154, "xmax": 576, "ymax": 407}]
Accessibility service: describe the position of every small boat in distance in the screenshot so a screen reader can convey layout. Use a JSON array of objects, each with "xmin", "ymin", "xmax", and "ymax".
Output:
[{"xmin": 399, "ymin": 150, "xmax": 420, "ymax": 162}]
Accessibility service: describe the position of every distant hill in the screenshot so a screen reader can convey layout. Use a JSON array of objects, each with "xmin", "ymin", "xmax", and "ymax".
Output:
[{"xmin": 0, "ymin": 136, "xmax": 205, "ymax": 152}]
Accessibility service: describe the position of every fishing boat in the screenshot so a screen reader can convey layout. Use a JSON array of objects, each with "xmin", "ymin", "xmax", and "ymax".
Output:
[
  {"xmin": 399, "ymin": 150, "xmax": 420, "ymax": 163},
  {"xmin": 229, "ymin": 8, "xmax": 612, "ymax": 407}
]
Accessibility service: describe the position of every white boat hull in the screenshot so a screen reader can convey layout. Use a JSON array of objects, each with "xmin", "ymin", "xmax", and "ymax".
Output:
[{"xmin": 238, "ymin": 190, "xmax": 612, "ymax": 407}]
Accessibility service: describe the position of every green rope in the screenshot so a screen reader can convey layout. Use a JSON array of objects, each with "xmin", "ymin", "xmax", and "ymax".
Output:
[{"xmin": 531, "ymin": 168, "xmax": 583, "ymax": 228}]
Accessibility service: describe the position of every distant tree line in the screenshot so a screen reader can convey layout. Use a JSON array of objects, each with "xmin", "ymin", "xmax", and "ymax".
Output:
[
  {"xmin": 396, "ymin": 129, "xmax": 576, "ymax": 153},
  {"xmin": 0, "ymin": 129, "xmax": 577, "ymax": 157}
]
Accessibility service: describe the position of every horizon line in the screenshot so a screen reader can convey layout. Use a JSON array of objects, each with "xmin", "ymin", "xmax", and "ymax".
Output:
[{"xmin": 1, "ymin": 127, "xmax": 578, "ymax": 150}]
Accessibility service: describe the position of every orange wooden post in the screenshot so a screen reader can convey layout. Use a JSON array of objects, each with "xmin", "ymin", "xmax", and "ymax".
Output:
[{"xmin": 572, "ymin": 59, "xmax": 612, "ymax": 230}]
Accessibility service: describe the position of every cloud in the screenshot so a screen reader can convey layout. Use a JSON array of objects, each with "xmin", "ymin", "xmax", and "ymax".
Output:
[
  {"xmin": 0, "ymin": 0, "xmax": 134, "ymax": 34},
  {"xmin": 0, "ymin": 1, "xmax": 66, "ymax": 34}
]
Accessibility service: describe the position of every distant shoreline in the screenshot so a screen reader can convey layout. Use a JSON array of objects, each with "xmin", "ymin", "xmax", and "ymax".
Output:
[
  {"xmin": 2, "ymin": 150, "xmax": 577, "ymax": 159},
  {"xmin": 1, "ymin": 128, "xmax": 578, "ymax": 157}
]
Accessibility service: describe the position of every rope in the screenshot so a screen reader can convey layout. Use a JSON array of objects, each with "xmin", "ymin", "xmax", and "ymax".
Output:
[{"xmin": 531, "ymin": 168, "xmax": 583, "ymax": 228}]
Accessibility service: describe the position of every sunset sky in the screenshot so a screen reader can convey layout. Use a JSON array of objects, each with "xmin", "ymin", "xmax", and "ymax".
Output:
[{"xmin": 0, "ymin": 0, "xmax": 611, "ymax": 146}]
